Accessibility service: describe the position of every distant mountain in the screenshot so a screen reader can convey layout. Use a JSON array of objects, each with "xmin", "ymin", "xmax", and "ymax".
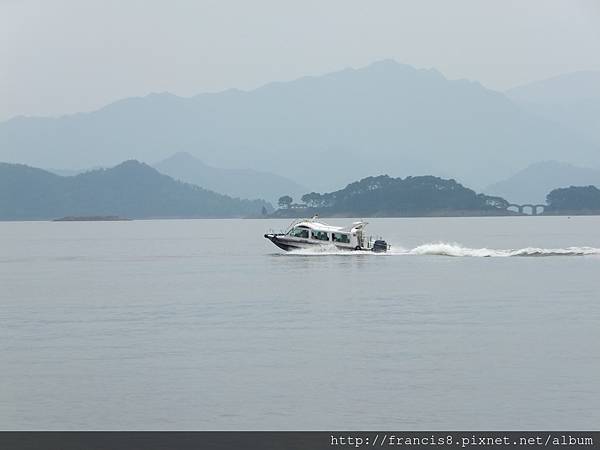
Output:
[
  {"xmin": 272, "ymin": 175, "xmax": 511, "ymax": 217},
  {"xmin": 0, "ymin": 161, "xmax": 270, "ymax": 220},
  {"xmin": 484, "ymin": 161, "xmax": 600, "ymax": 204},
  {"xmin": 2, "ymin": 60, "xmax": 599, "ymax": 191},
  {"xmin": 506, "ymin": 71, "xmax": 600, "ymax": 145},
  {"xmin": 154, "ymin": 152, "xmax": 306, "ymax": 204},
  {"xmin": 46, "ymin": 166, "xmax": 103, "ymax": 177}
]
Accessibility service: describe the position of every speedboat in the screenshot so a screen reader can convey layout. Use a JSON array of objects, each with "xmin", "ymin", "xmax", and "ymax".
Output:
[{"xmin": 264, "ymin": 216, "xmax": 390, "ymax": 252}]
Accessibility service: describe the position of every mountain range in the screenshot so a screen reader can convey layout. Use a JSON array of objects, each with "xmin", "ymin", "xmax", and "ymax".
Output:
[
  {"xmin": 153, "ymin": 152, "xmax": 306, "ymax": 204},
  {"xmin": 2, "ymin": 60, "xmax": 599, "ymax": 194},
  {"xmin": 0, "ymin": 161, "xmax": 270, "ymax": 220},
  {"xmin": 484, "ymin": 161, "xmax": 600, "ymax": 204},
  {"xmin": 505, "ymin": 71, "xmax": 600, "ymax": 146},
  {"xmin": 4, "ymin": 158, "xmax": 599, "ymax": 220}
]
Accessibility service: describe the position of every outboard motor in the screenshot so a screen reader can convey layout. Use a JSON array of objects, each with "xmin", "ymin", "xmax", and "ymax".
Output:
[{"xmin": 372, "ymin": 240, "xmax": 388, "ymax": 253}]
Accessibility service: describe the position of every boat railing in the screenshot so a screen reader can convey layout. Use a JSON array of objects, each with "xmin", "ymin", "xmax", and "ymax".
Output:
[
  {"xmin": 287, "ymin": 218, "xmax": 306, "ymax": 228},
  {"xmin": 285, "ymin": 216, "xmax": 320, "ymax": 232},
  {"xmin": 341, "ymin": 220, "xmax": 369, "ymax": 232}
]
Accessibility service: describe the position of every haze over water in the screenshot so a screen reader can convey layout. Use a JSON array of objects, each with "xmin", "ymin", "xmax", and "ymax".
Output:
[{"xmin": 1, "ymin": 216, "xmax": 599, "ymax": 429}]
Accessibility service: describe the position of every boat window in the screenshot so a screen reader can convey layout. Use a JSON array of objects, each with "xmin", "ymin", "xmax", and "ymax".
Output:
[
  {"xmin": 332, "ymin": 232, "xmax": 350, "ymax": 243},
  {"xmin": 311, "ymin": 230, "xmax": 329, "ymax": 241},
  {"xmin": 288, "ymin": 227, "xmax": 309, "ymax": 238}
]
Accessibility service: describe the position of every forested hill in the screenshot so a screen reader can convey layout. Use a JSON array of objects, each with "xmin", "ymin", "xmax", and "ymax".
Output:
[
  {"xmin": 545, "ymin": 186, "xmax": 600, "ymax": 214},
  {"xmin": 273, "ymin": 175, "xmax": 511, "ymax": 217},
  {"xmin": 0, "ymin": 161, "xmax": 270, "ymax": 220}
]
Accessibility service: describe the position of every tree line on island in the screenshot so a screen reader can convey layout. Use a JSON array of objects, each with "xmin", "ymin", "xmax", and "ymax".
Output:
[
  {"xmin": 275, "ymin": 175, "xmax": 510, "ymax": 217},
  {"xmin": 545, "ymin": 185, "xmax": 600, "ymax": 214},
  {"xmin": 275, "ymin": 176, "xmax": 600, "ymax": 217}
]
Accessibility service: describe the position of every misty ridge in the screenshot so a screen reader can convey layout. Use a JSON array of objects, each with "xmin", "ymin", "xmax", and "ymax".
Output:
[
  {"xmin": 0, "ymin": 161, "xmax": 270, "ymax": 220},
  {"xmin": 484, "ymin": 161, "xmax": 600, "ymax": 204},
  {"xmin": 1, "ymin": 59, "xmax": 600, "ymax": 212},
  {"xmin": 153, "ymin": 152, "xmax": 307, "ymax": 205}
]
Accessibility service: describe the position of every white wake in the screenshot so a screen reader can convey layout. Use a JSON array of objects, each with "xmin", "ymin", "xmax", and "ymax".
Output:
[
  {"xmin": 285, "ymin": 242, "xmax": 600, "ymax": 257},
  {"xmin": 405, "ymin": 243, "xmax": 600, "ymax": 257}
]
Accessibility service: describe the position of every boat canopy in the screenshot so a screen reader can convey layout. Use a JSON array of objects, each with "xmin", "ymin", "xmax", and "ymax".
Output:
[{"xmin": 285, "ymin": 218, "xmax": 368, "ymax": 234}]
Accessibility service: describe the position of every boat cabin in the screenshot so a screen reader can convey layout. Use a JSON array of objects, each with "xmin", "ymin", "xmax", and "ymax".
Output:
[{"xmin": 284, "ymin": 219, "xmax": 368, "ymax": 249}]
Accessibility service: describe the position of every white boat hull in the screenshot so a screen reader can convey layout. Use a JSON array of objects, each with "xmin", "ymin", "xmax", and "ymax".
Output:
[{"xmin": 264, "ymin": 233, "xmax": 387, "ymax": 252}]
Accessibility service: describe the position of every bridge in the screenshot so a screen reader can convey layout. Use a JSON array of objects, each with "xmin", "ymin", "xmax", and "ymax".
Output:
[{"xmin": 507, "ymin": 204, "xmax": 546, "ymax": 215}]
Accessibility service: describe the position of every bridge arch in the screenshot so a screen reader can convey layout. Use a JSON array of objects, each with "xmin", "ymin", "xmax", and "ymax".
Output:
[
  {"xmin": 505, "ymin": 203, "xmax": 546, "ymax": 215},
  {"xmin": 507, "ymin": 204, "xmax": 523, "ymax": 214},
  {"xmin": 521, "ymin": 204, "xmax": 536, "ymax": 215}
]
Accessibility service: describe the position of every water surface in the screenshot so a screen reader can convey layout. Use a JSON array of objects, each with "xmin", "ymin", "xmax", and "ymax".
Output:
[{"xmin": 1, "ymin": 217, "xmax": 599, "ymax": 429}]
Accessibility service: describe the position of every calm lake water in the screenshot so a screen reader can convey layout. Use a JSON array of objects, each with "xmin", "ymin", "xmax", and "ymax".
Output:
[{"xmin": 1, "ymin": 216, "xmax": 599, "ymax": 430}]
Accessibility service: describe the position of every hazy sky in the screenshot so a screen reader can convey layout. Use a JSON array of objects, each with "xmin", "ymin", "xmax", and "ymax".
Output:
[{"xmin": 1, "ymin": 0, "xmax": 599, "ymax": 121}]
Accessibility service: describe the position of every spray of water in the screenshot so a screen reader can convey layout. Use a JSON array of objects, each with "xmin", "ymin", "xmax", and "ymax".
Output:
[
  {"xmin": 406, "ymin": 242, "xmax": 600, "ymax": 257},
  {"xmin": 286, "ymin": 242, "xmax": 600, "ymax": 257}
]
